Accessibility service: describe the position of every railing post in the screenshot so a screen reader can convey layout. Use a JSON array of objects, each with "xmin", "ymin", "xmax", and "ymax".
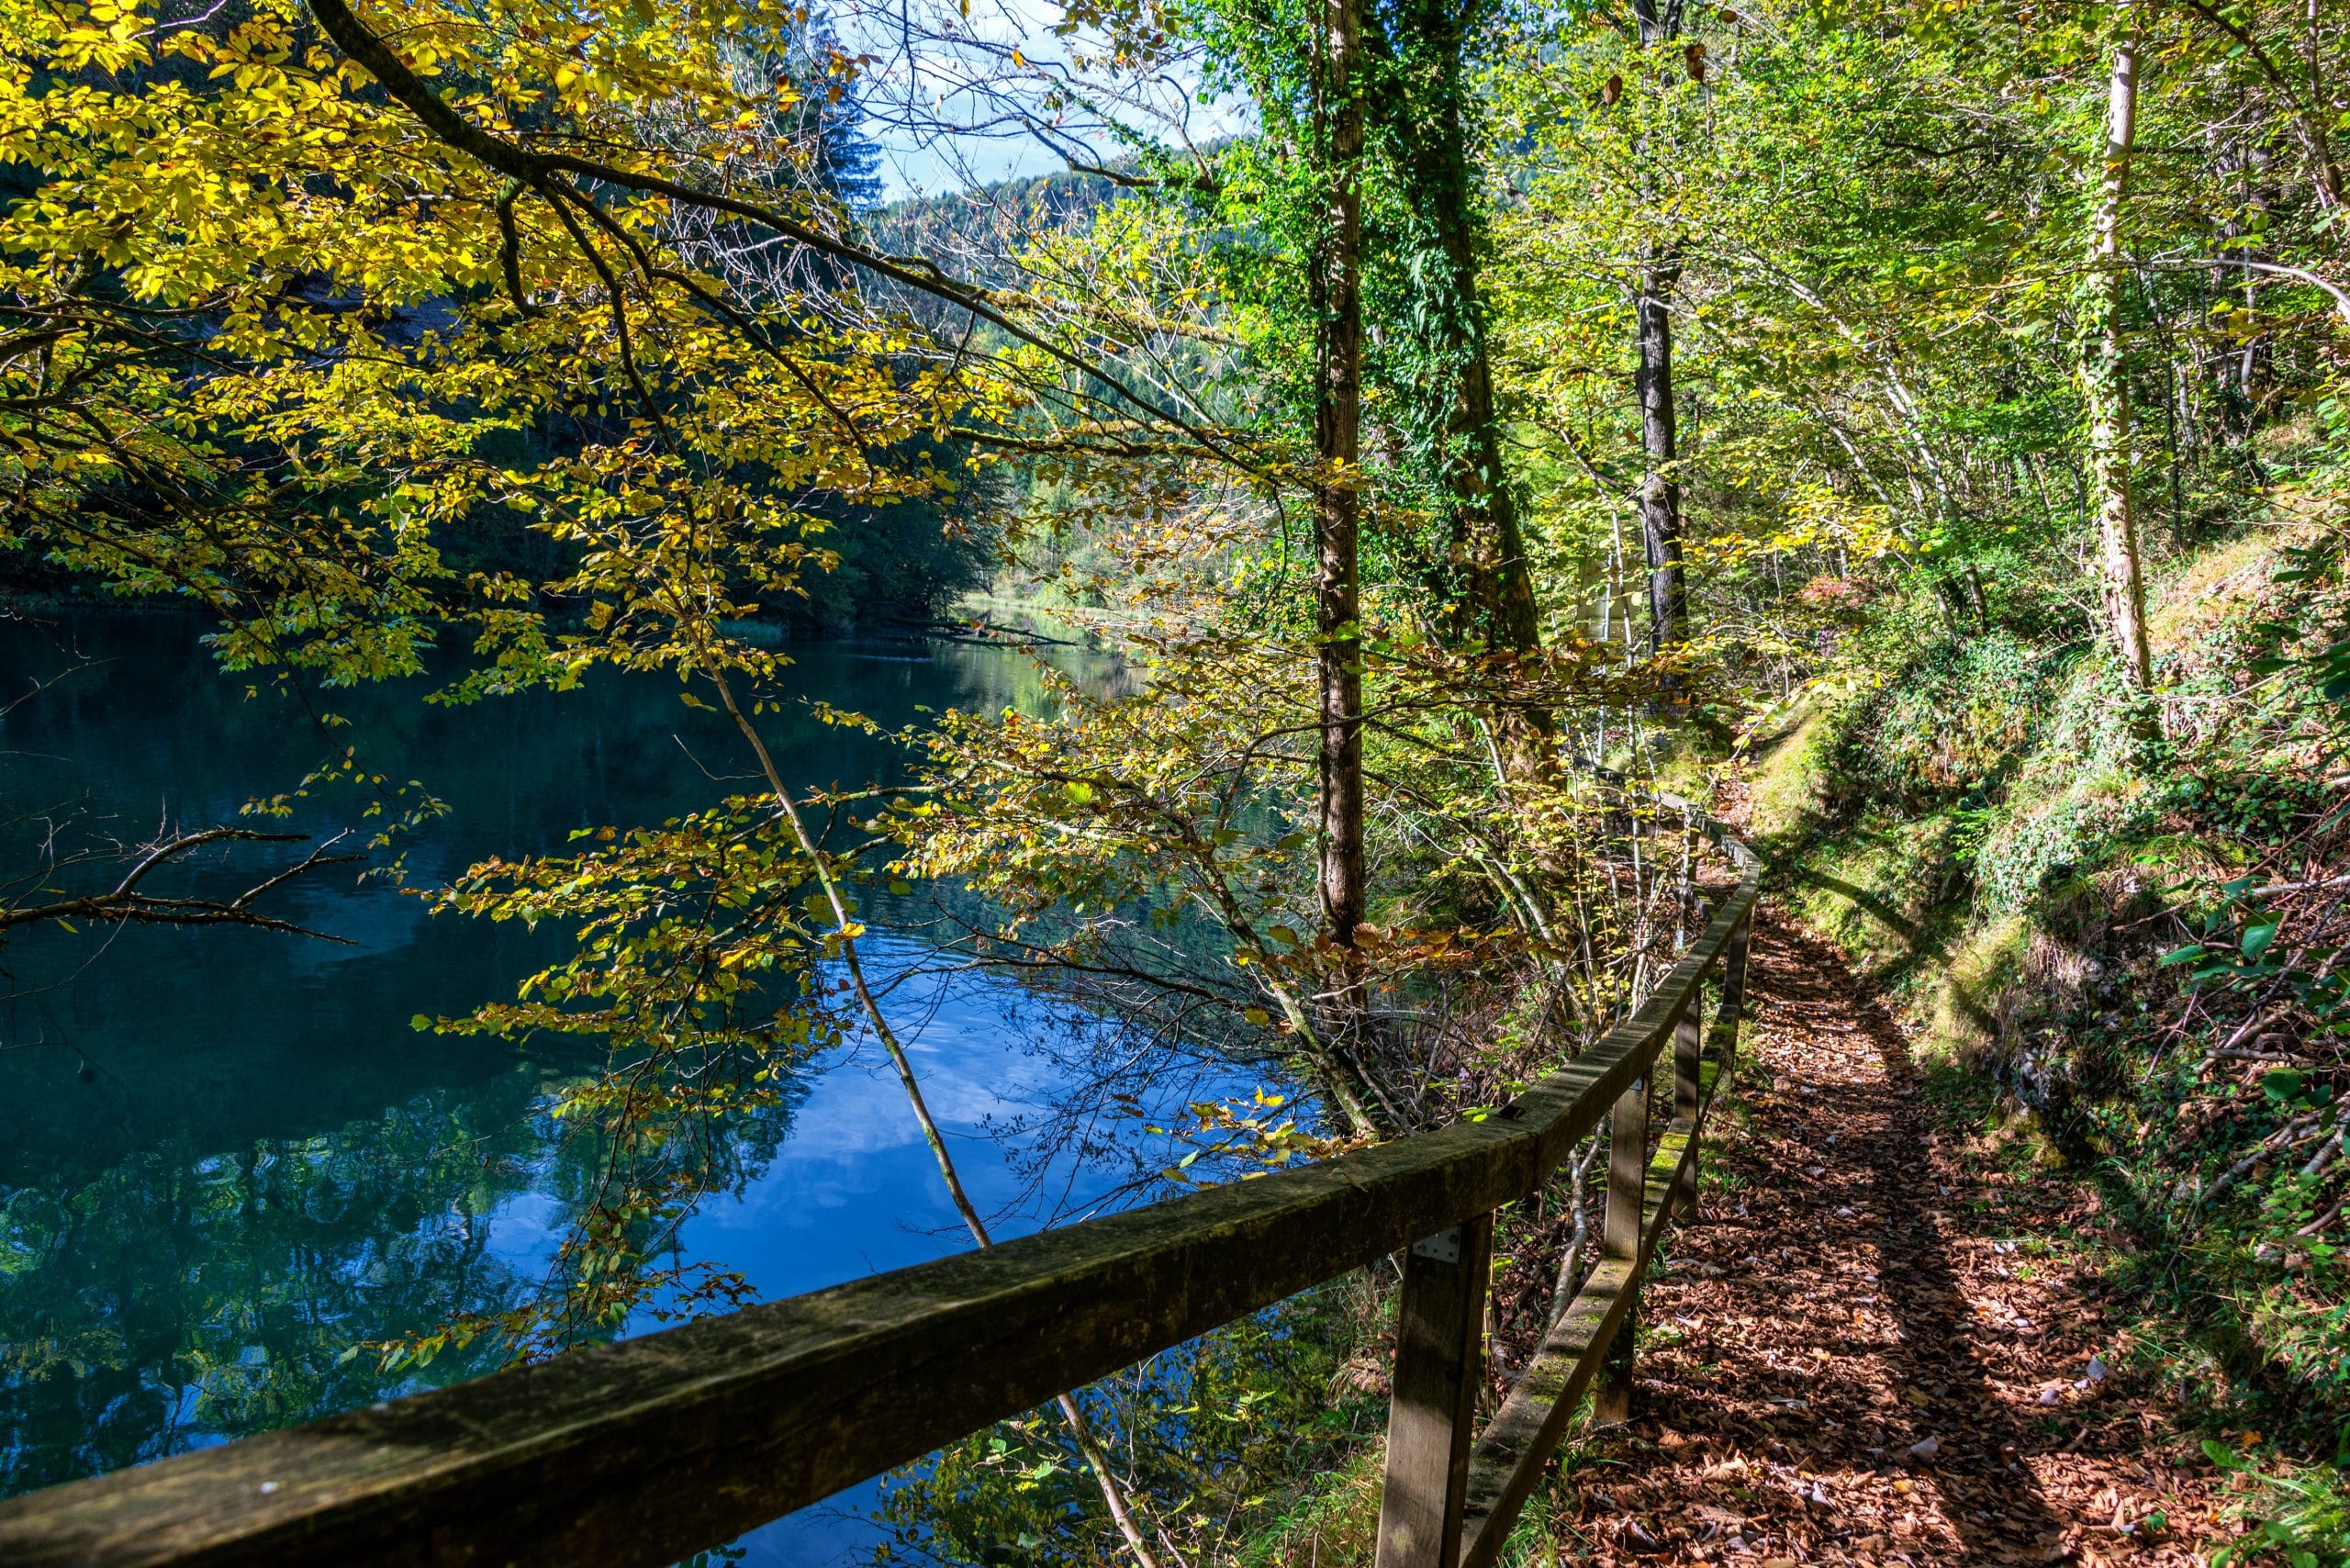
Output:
[
  {"xmin": 1375, "ymin": 1211, "xmax": 1494, "ymax": 1568},
  {"xmin": 1673, "ymin": 988, "xmax": 1705, "ymax": 1222},
  {"xmin": 1594, "ymin": 1066, "xmax": 1651, "ymax": 1425},
  {"xmin": 1721, "ymin": 907, "xmax": 1751, "ymax": 1027}
]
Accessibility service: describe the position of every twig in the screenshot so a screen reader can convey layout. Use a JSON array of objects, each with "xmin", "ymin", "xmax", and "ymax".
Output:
[
  {"xmin": 2300, "ymin": 1123, "xmax": 2344, "ymax": 1181},
  {"xmin": 2245, "ymin": 873, "xmax": 2350, "ymax": 898},
  {"xmin": 2195, "ymin": 1112, "xmax": 2324, "ymax": 1211},
  {"xmin": 2141, "ymin": 257, "xmax": 2350, "ymax": 329}
]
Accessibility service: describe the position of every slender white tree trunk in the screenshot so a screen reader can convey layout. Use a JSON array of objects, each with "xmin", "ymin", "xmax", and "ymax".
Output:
[{"xmin": 2083, "ymin": 3, "xmax": 2154, "ymax": 696}]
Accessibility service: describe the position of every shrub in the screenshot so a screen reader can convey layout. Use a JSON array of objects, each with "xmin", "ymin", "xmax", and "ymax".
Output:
[{"xmin": 1825, "ymin": 632, "xmax": 2052, "ymax": 814}]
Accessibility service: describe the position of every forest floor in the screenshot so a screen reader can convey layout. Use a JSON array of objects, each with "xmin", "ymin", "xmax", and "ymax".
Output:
[{"xmin": 1542, "ymin": 913, "xmax": 2231, "ymax": 1566}]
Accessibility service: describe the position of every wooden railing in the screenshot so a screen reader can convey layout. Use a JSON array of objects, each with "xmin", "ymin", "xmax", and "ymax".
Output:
[{"xmin": 0, "ymin": 826, "xmax": 1759, "ymax": 1568}]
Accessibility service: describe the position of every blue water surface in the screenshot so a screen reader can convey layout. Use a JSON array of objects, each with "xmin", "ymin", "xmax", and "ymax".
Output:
[{"xmin": 0, "ymin": 610, "xmax": 1250, "ymax": 1562}]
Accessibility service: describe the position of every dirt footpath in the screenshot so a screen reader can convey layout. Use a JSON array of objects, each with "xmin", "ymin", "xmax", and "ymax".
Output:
[{"xmin": 1546, "ymin": 914, "xmax": 2223, "ymax": 1566}]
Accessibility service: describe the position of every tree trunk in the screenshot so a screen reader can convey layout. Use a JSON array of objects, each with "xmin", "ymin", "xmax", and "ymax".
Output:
[
  {"xmin": 1635, "ymin": 248, "xmax": 1686, "ymax": 655},
  {"xmin": 2302, "ymin": 0, "xmax": 2344, "ymax": 208},
  {"xmin": 1314, "ymin": 0, "xmax": 1368, "ymax": 947},
  {"xmin": 1632, "ymin": 0, "xmax": 1687, "ymax": 657},
  {"xmin": 1385, "ymin": 0, "xmax": 1540, "ymax": 659},
  {"xmin": 1440, "ymin": 254, "xmax": 1544, "ymax": 666},
  {"xmin": 1374, "ymin": 0, "xmax": 1552, "ymax": 779},
  {"xmin": 2081, "ymin": 2, "xmax": 2154, "ymax": 696}
]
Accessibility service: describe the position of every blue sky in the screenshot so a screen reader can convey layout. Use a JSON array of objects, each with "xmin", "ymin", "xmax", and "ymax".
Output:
[{"xmin": 828, "ymin": 0, "xmax": 1247, "ymax": 202}]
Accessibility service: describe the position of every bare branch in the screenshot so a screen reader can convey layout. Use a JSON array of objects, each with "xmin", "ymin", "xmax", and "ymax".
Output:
[{"xmin": 0, "ymin": 827, "xmax": 362, "ymax": 940}]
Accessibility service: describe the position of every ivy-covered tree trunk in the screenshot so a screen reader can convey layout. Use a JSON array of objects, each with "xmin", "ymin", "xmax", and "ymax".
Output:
[
  {"xmin": 2082, "ymin": 1, "xmax": 2155, "ymax": 695},
  {"xmin": 1372, "ymin": 0, "xmax": 1555, "ymax": 793},
  {"xmin": 1433, "ymin": 221, "xmax": 1544, "ymax": 669},
  {"xmin": 1378, "ymin": 0, "xmax": 1541, "ymax": 660},
  {"xmin": 1315, "ymin": 0, "xmax": 1369, "ymax": 948},
  {"xmin": 1636, "ymin": 248, "xmax": 1687, "ymax": 655}
]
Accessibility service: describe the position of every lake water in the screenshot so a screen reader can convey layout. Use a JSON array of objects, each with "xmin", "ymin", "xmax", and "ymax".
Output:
[{"xmin": 0, "ymin": 610, "xmax": 1244, "ymax": 1560}]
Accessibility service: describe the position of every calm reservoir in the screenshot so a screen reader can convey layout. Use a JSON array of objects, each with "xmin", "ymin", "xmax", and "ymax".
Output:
[{"xmin": 0, "ymin": 610, "xmax": 1236, "ymax": 1560}]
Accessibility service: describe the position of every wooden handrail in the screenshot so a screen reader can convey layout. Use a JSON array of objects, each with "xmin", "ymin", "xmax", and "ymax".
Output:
[{"xmin": 0, "ymin": 829, "xmax": 1760, "ymax": 1568}]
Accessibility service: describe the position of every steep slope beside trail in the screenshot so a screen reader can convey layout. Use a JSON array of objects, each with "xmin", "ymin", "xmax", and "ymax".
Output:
[{"xmin": 1543, "ymin": 914, "xmax": 2224, "ymax": 1566}]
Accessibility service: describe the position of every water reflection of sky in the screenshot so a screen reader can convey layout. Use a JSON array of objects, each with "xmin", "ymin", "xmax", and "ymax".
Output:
[
  {"xmin": 462, "ymin": 939, "xmax": 1238, "ymax": 1564},
  {"xmin": 0, "ymin": 612, "xmax": 1272, "ymax": 1562}
]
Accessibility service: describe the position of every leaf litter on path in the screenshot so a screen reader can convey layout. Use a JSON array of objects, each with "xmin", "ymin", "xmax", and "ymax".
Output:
[{"xmin": 1538, "ymin": 914, "xmax": 2222, "ymax": 1566}]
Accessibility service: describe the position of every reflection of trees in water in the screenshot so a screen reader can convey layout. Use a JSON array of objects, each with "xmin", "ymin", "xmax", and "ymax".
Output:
[
  {"xmin": 0, "ymin": 1083, "xmax": 535, "ymax": 1492},
  {"xmin": 0, "ymin": 614, "xmax": 1120, "ymax": 1496},
  {"xmin": 0, "ymin": 1069, "xmax": 800, "ymax": 1496}
]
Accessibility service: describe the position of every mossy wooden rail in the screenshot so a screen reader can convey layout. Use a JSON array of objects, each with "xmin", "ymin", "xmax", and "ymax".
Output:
[{"xmin": 0, "ymin": 830, "xmax": 1759, "ymax": 1568}]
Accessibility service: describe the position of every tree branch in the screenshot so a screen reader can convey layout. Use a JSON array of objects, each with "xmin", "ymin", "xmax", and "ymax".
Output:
[{"xmin": 1, "ymin": 828, "xmax": 361, "ymax": 939}]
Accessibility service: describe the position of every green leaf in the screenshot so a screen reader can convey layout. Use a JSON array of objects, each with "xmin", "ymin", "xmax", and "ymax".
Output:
[
  {"xmin": 2243, "ymin": 922, "xmax": 2279, "ymax": 959},
  {"xmin": 2158, "ymin": 944, "xmax": 2206, "ymax": 967},
  {"xmin": 2263, "ymin": 1069, "xmax": 2307, "ymax": 1104}
]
